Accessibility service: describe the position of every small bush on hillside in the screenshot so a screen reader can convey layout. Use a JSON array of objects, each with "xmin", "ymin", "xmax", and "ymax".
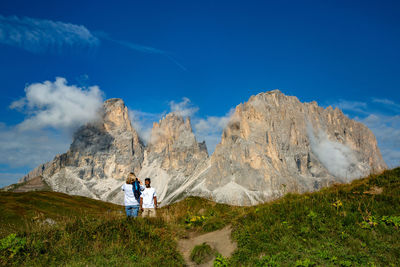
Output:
[
  {"xmin": 213, "ymin": 253, "xmax": 229, "ymax": 267},
  {"xmin": 0, "ymin": 233, "xmax": 26, "ymax": 260},
  {"xmin": 190, "ymin": 242, "xmax": 214, "ymax": 264},
  {"xmin": 381, "ymin": 215, "xmax": 400, "ymax": 229}
]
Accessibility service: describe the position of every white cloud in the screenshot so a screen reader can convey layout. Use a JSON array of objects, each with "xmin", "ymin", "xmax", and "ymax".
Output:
[
  {"xmin": 193, "ymin": 109, "xmax": 235, "ymax": 153},
  {"xmin": 169, "ymin": 97, "xmax": 199, "ymax": 117},
  {"xmin": 128, "ymin": 97, "xmax": 232, "ymax": 153},
  {"xmin": 0, "ymin": 123, "xmax": 69, "ymax": 169},
  {"xmin": 359, "ymin": 114, "xmax": 400, "ymax": 168},
  {"xmin": 96, "ymin": 31, "xmax": 187, "ymax": 71},
  {"xmin": 11, "ymin": 77, "xmax": 104, "ymax": 131},
  {"xmin": 372, "ymin": 98, "xmax": 400, "ymax": 112},
  {"xmin": 0, "ymin": 14, "xmax": 186, "ymax": 70},
  {"xmin": 307, "ymin": 123, "xmax": 364, "ymax": 180},
  {"xmin": 0, "ymin": 172, "xmax": 27, "ymax": 188},
  {"xmin": 330, "ymin": 98, "xmax": 400, "ymax": 168},
  {"xmin": 330, "ymin": 99, "xmax": 368, "ymax": 114},
  {"xmin": 0, "ymin": 15, "xmax": 99, "ymax": 53},
  {"xmin": 0, "ymin": 77, "xmax": 104, "ymax": 184},
  {"xmin": 129, "ymin": 109, "xmax": 166, "ymax": 144},
  {"xmin": 379, "ymin": 149, "xmax": 400, "ymax": 168},
  {"xmin": 372, "ymin": 98, "xmax": 395, "ymax": 105}
]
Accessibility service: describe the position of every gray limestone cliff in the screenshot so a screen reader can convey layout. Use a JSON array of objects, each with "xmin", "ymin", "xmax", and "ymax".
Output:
[
  {"xmin": 19, "ymin": 98, "xmax": 144, "ymax": 203},
  {"xmin": 16, "ymin": 91, "xmax": 387, "ymax": 206},
  {"xmin": 138, "ymin": 113, "xmax": 209, "ymax": 204},
  {"xmin": 188, "ymin": 90, "xmax": 387, "ymax": 205}
]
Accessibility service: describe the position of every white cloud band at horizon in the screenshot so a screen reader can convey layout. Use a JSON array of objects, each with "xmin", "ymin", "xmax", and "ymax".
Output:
[{"xmin": 2, "ymin": 81, "xmax": 399, "ymax": 188}]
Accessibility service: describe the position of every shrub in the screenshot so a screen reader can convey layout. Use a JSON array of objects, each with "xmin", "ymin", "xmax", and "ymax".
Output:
[
  {"xmin": 381, "ymin": 216, "xmax": 400, "ymax": 229},
  {"xmin": 190, "ymin": 242, "xmax": 214, "ymax": 264},
  {"xmin": 0, "ymin": 233, "xmax": 26, "ymax": 259},
  {"xmin": 214, "ymin": 253, "xmax": 229, "ymax": 267}
]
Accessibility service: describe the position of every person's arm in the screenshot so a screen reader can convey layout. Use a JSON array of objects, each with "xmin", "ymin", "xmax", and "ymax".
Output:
[
  {"xmin": 140, "ymin": 196, "xmax": 143, "ymax": 211},
  {"xmin": 138, "ymin": 178, "xmax": 145, "ymax": 190},
  {"xmin": 153, "ymin": 190, "xmax": 157, "ymax": 209},
  {"xmin": 153, "ymin": 196, "xmax": 157, "ymax": 209}
]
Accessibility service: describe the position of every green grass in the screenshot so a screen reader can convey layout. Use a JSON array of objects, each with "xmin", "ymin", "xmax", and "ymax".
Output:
[
  {"xmin": 190, "ymin": 242, "xmax": 214, "ymax": 264},
  {"xmin": 229, "ymin": 168, "xmax": 400, "ymax": 266},
  {"xmin": 0, "ymin": 192, "xmax": 184, "ymax": 266},
  {"xmin": 0, "ymin": 191, "xmax": 122, "ymax": 237},
  {"xmin": 0, "ymin": 217, "xmax": 184, "ymax": 266},
  {"xmin": 1, "ymin": 168, "xmax": 399, "ymax": 266},
  {"xmin": 158, "ymin": 195, "xmax": 247, "ymax": 236}
]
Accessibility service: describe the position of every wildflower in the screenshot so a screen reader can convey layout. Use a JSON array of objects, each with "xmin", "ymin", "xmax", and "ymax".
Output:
[{"xmin": 332, "ymin": 200, "xmax": 343, "ymax": 208}]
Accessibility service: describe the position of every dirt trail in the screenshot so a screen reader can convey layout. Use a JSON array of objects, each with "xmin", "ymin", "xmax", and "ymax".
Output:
[{"xmin": 178, "ymin": 225, "xmax": 237, "ymax": 267}]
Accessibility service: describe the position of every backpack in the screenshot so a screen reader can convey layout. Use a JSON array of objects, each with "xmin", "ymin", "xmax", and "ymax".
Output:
[{"xmin": 132, "ymin": 180, "xmax": 141, "ymax": 201}]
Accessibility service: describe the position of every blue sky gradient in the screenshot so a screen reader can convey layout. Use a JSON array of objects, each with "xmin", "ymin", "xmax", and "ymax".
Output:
[{"xmin": 0, "ymin": 0, "xmax": 399, "ymax": 186}]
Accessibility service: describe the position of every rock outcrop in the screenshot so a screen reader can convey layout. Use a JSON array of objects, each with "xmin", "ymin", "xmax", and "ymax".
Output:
[
  {"xmin": 138, "ymin": 113, "xmax": 209, "ymax": 204},
  {"xmin": 189, "ymin": 90, "xmax": 387, "ymax": 205},
  {"xmin": 16, "ymin": 90, "xmax": 387, "ymax": 206},
  {"xmin": 19, "ymin": 98, "xmax": 144, "ymax": 203}
]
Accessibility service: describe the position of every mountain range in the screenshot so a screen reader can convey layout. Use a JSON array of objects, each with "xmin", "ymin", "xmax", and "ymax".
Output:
[{"xmin": 15, "ymin": 90, "xmax": 387, "ymax": 206}]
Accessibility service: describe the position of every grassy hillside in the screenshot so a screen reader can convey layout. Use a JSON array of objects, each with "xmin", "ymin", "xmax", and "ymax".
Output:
[
  {"xmin": 1, "ymin": 168, "xmax": 399, "ymax": 266},
  {"xmin": 0, "ymin": 191, "xmax": 185, "ymax": 266},
  {"xmin": 229, "ymin": 168, "xmax": 400, "ymax": 266},
  {"xmin": 0, "ymin": 191, "xmax": 121, "ymax": 237}
]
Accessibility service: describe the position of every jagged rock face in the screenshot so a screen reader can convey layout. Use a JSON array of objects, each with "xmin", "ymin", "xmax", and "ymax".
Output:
[
  {"xmin": 148, "ymin": 113, "xmax": 208, "ymax": 175},
  {"xmin": 17, "ymin": 91, "xmax": 387, "ymax": 207},
  {"xmin": 68, "ymin": 98, "xmax": 144, "ymax": 179},
  {"xmin": 189, "ymin": 90, "xmax": 387, "ymax": 205},
  {"xmin": 139, "ymin": 113, "xmax": 209, "ymax": 204},
  {"xmin": 20, "ymin": 98, "xmax": 144, "ymax": 203}
]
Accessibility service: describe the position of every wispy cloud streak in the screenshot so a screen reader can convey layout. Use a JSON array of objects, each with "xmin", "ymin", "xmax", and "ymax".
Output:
[
  {"xmin": 97, "ymin": 32, "xmax": 187, "ymax": 71},
  {"xmin": 0, "ymin": 14, "xmax": 187, "ymax": 70},
  {"xmin": 0, "ymin": 15, "xmax": 99, "ymax": 53}
]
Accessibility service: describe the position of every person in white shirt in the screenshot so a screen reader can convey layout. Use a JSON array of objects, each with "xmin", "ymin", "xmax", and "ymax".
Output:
[
  {"xmin": 121, "ymin": 172, "xmax": 144, "ymax": 218},
  {"xmin": 140, "ymin": 178, "xmax": 157, "ymax": 218}
]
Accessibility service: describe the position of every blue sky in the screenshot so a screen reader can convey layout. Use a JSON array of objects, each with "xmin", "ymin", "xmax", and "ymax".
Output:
[{"xmin": 0, "ymin": 0, "xmax": 399, "ymax": 187}]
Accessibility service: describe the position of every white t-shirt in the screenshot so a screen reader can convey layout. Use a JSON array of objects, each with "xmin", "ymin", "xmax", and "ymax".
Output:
[
  {"xmin": 121, "ymin": 183, "xmax": 144, "ymax": 206},
  {"xmin": 140, "ymin": 187, "xmax": 157, "ymax": 208}
]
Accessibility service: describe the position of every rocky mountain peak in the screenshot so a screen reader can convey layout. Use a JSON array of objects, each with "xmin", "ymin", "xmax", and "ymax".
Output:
[
  {"xmin": 19, "ymin": 98, "xmax": 145, "ymax": 203},
  {"xmin": 191, "ymin": 90, "xmax": 387, "ymax": 205},
  {"xmin": 138, "ymin": 112, "xmax": 209, "ymax": 204},
  {"xmin": 148, "ymin": 113, "xmax": 206, "ymax": 154},
  {"xmin": 102, "ymin": 98, "xmax": 135, "ymax": 133},
  {"xmin": 17, "ymin": 91, "xmax": 387, "ymax": 207}
]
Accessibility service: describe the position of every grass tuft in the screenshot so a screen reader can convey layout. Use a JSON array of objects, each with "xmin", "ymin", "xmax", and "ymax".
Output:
[{"xmin": 190, "ymin": 242, "xmax": 215, "ymax": 264}]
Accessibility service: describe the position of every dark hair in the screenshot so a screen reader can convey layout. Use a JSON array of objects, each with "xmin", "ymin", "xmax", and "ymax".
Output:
[
  {"xmin": 145, "ymin": 178, "xmax": 151, "ymax": 183},
  {"xmin": 129, "ymin": 172, "xmax": 136, "ymax": 176}
]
